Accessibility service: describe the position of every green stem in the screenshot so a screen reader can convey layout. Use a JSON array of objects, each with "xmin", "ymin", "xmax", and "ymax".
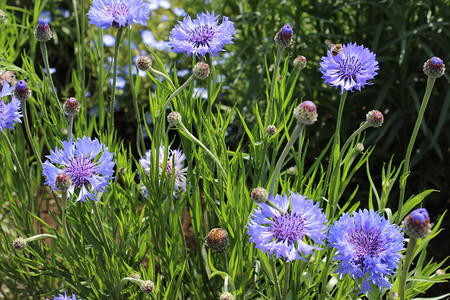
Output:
[
  {"xmin": 162, "ymin": 75, "xmax": 195, "ymax": 110},
  {"xmin": 271, "ymin": 257, "xmax": 283, "ymax": 300},
  {"xmin": 149, "ymin": 67, "xmax": 175, "ymax": 90},
  {"xmin": 117, "ymin": 277, "xmax": 143, "ymax": 298},
  {"xmin": 61, "ymin": 191, "xmax": 71, "ymax": 242},
  {"xmin": 267, "ymin": 46, "xmax": 284, "ymax": 126},
  {"xmin": 322, "ymin": 90, "xmax": 348, "ymax": 199},
  {"xmin": 177, "ymin": 122, "xmax": 227, "ymax": 179},
  {"xmin": 26, "ymin": 233, "xmax": 57, "ymax": 243},
  {"xmin": 282, "ymin": 261, "xmax": 291, "ymax": 299},
  {"xmin": 97, "ymin": 28, "xmax": 105, "ymax": 131},
  {"xmin": 68, "ymin": 115, "xmax": 74, "ymax": 141},
  {"xmin": 268, "ymin": 123, "xmax": 304, "ymax": 195},
  {"xmin": 21, "ymin": 100, "xmax": 43, "ymax": 169},
  {"xmin": 108, "ymin": 27, "xmax": 123, "ymax": 130},
  {"xmin": 92, "ymin": 201, "xmax": 111, "ymax": 256},
  {"xmin": 399, "ymin": 237, "xmax": 418, "ymax": 300},
  {"xmin": 39, "ymin": 42, "xmax": 63, "ymax": 114},
  {"xmin": 396, "ymin": 77, "xmax": 435, "ymax": 224}
]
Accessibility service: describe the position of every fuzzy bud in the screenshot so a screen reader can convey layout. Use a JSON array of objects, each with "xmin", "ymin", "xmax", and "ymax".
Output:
[
  {"xmin": 294, "ymin": 100, "xmax": 318, "ymax": 125},
  {"xmin": 0, "ymin": 9, "xmax": 4, "ymax": 21},
  {"xmin": 136, "ymin": 56, "xmax": 152, "ymax": 71},
  {"xmin": 14, "ymin": 80, "xmax": 32, "ymax": 101},
  {"xmin": 423, "ymin": 57, "xmax": 445, "ymax": 79},
  {"xmin": 55, "ymin": 173, "xmax": 72, "ymax": 192},
  {"xmin": 366, "ymin": 110, "xmax": 384, "ymax": 127},
  {"xmin": 13, "ymin": 237, "xmax": 27, "ymax": 250},
  {"xmin": 266, "ymin": 125, "xmax": 277, "ymax": 136},
  {"xmin": 402, "ymin": 208, "xmax": 432, "ymax": 239},
  {"xmin": 389, "ymin": 292, "xmax": 398, "ymax": 300},
  {"xmin": 435, "ymin": 269, "xmax": 445, "ymax": 276},
  {"xmin": 0, "ymin": 70, "xmax": 16, "ymax": 88},
  {"xmin": 274, "ymin": 25, "xmax": 293, "ymax": 48},
  {"xmin": 286, "ymin": 166, "xmax": 296, "ymax": 175},
  {"xmin": 130, "ymin": 273, "xmax": 140, "ymax": 280},
  {"xmin": 140, "ymin": 280, "xmax": 155, "ymax": 294},
  {"xmin": 167, "ymin": 111, "xmax": 182, "ymax": 126},
  {"xmin": 63, "ymin": 97, "xmax": 80, "ymax": 116},
  {"xmin": 356, "ymin": 143, "xmax": 364, "ymax": 153},
  {"xmin": 294, "ymin": 56, "xmax": 307, "ymax": 69},
  {"xmin": 220, "ymin": 292, "xmax": 235, "ymax": 300},
  {"xmin": 34, "ymin": 19, "xmax": 52, "ymax": 42},
  {"xmin": 206, "ymin": 228, "xmax": 229, "ymax": 252},
  {"xmin": 251, "ymin": 187, "xmax": 269, "ymax": 204},
  {"xmin": 193, "ymin": 62, "xmax": 210, "ymax": 79}
]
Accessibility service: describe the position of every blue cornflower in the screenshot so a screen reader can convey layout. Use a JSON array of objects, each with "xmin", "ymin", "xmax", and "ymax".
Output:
[
  {"xmin": 87, "ymin": 0, "xmax": 151, "ymax": 30},
  {"xmin": 247, "ymin": 193, "xmax": 327, "ymax": 262},
  {"xmin": 328, "ymin": 209, "xmax": 404, "ymax": 294},
  {"xmin": 148, "ymin": 0, "xmax": 171, "ymax": 10},
  {"xmin": 138, "ymin": 146, "xmax": 188, "ymax": 198},
  {"xmin": 47, "ymin": 292, "xmax": 79, "ymax": 300},
  {"xmin": 169, "ymin": 11, "xmax": 235, "ymax": 58},
  {"xmin": 0, "ymin": 80, "xmax": 22, "ymax": 132},
  {"xmin": 319, "ymin": 43, "xmax": 379, "ymax": 94},
  {"xmin": 42, "ymin": 136, "xmax": 115, "ymax": 202},
  {"xmin": 103, "ymin": 34, "xmax": 115, "ymax": 47}
]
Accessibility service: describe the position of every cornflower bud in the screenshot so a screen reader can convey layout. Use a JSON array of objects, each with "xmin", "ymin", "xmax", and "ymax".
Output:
[
  {"xmin": 220, "ymin": 292, "xmax": 234, "ymax": 300},
  {"xmin": 286, "ymin": 166, "xmax": 296, "ymax": 175},
  {"xmin": 34, "ymin": 19, "xmax": 52, "ymax": 42},
  {"xmin": 389, "ymin": 292, "xmax": 398, "ymax": 300},
  {"xmin": 193, "ymin": 62, "xmax": 210, "ymax": 79},
  {"xmin": 130, "ymin": 273, "xmax": 140, "ymax": 280},
  {"xmin": 294, "ymin": 56, "xmax": 307, "ymax": 69},
  {"xmin": 140, "ymin": 280, "xmax": 155, "ymax": 294},
  {"xmin": 294, "ymin": 101, "xmax": 318, "ymax": 125},
  {"xmin": 0, "ymin": 9, "xmax": 5, "ymax": 21},
  {"xmin": 251, "ymin": 187, "xmax": 269, "ymax": 204},
  {"xmin": 55, "ymin": 173, "xmax": 72, "ymax": 192},
  {"xmin": 136, "ymin": 56, "xmax": 152, "ymax": 71},
  {"xmin": 266, "ymin": 125, "xmax": 277, "ymax": 136},
  {"xmin": 423, "ymin": 57, "xmax": 445, "ymax": 79},
  {"xmin": 167, "ymin": 111, "xmax": 182, "ymax": 126},
  {"xmin": 206, "ymin": 228, "xmax": 229, "ymax": 252},
  {"xmin": 366, "ymin": 110, "xmax": 384, "ymax": 127},
  {"xmin": 13, "ymin": 237, "xmax": 27, "ymax": 250},
  {"xmin": 63, "ymin": 97, "xmax": 80, "ymax": 116},
  {"xmin": 401, "ymin": 208, "xmax": 432, "ymax": 239},
  {"xmin": 356, "ymin": 143, "xmax": 364, "ymax": 153},
  {"xmin": 14, "ymin": 80, "xmax": 32, "ymax": 101},
  {"xmin": 274, "ymin": 25, "xmax": 293, "ymax": 48}
]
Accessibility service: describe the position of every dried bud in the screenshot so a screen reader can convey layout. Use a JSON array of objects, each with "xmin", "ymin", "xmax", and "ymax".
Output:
[
  {"xmin": 206, "ymin": 228, "xmax": 229, "ymax": 252},
  {"xmin": 220, "ymin": 292, "xmax": 235, "ymax": 300},
  {"xmin": 423, "ymin": 57, "xmax": 445, "ymax": 79},
  {"xmin": 294, "ymin": 56, "xmax": 307, "ymax": 69},
  {"xmin": 435, "ymin": 269, "xmax": 445, "ymax": 276},
  {"xmin": 140, "ymin": 280, "xmax": 155, "ymax": 294},
  {"xmin": 274, "ymin": 25, "xmax": 293, "ymax": 48},
  {"xmin": 34, "ymin": 19, "xmax": 52, "ymax": 42},
  {"xmin": 366, "ymin": 110, "xmax": 384, "ymax": 127},
  {"xmin": 286, "ymin": 166, "xmax": 296, "ymax": 175},
  {"xmin": 14, "ymin": 80, "xmax": 32, "ymax": 101},
  {"xmin": 251, "ymin": 187, "xmax": 269, "ymax": 204},
  {"xmin": 402, "ymin": 208, "xmax": 432, "ymax": 239},
  {"xmin": 167, "ymin": 111, "xmax": 182, "ymax": 126},
  {"xmin": 266, "ymin": 125, "xmax": 277, "ymax": 136},
  {"xmin": 389, "ymin": 292, "xmax": 398, "ymax": 300},
  {"xmin": 118, "ymin": 167, "xmax": 127, "ymax": 174},
  {"xmin": 0, "ymin": 70, "xmax": 16, "ymax": 88},
  {"xmin": 63, "ymin": 97, "xmax": 80, "ymax": 116},
  {"xmin": 193, "ymin": 62, "xmax": 210, "ymax": 80},
  {"xmin": 130, "ymin": 273, "xmax": 140, "ymax": 280},
  {"xmin": 0, "ymin": 9, "xmax": 4, "ymax": 21},
  {"xmin": 294, "ymin": 101, "xmax": 318, "ymax": 125},
  {"xmin": 136, "ymin": 56, "xmax": 152, "ymax": 71},
  {"xmin": 13, "ymin": 237, "xmax": 27, "ymax": 250},
  {"xmin": 55, "ymin": 173, "xmax": 72, "ymax": 192},
  {"xmin": 356, "ymin": 143, "xmax": 364, "ymax": 153},
  {"xmin": 278, "ymin": 75, "xmax": 283, "ymax": 82}
]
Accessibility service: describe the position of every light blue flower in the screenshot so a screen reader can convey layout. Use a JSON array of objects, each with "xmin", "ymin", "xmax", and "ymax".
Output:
[
  {"xmin": 47, "ymin": 292, "xmax": 80, "ymax": 300},
  {"xmin": 172, "ymin": 7, "xmax": 187, "ymax": 17},
  {"xmin": 58, "ymin": 8, "xmax": 71, "ymax": 18},
  {"xmin": 109, "ymin": 76, "xmax": 126, "ymax": 89},
  {"xmin": 140, "ymin": 30, "xmax": 170, "ymax": 51},
  {"xmin": 0, "ymin": 80, "xmax": 22, "ymax": 132},
  {"xmin": 148, "ymin": 0, "xmax": 171, "ymax": 10},
  {"xmin": 39, "ymin": 10, "xmax": 52, "ymax": 22},
  {"xmin": 103, "ymin": 34, "xmax": 115, "ymax": 47},
  {"xmin": 87, "ymin": 0, "xmax": 151, "ymax": 29}
]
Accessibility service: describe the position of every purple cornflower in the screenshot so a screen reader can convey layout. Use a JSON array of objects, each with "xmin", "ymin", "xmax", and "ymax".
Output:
[
  {"xmin": 168, "ymin": 11, "xmax": 235, "ymax": 58},
  {"xmin": 328, "ymin": 209, "xmax": 404, "ymax": 294},
  {"xmin": 0, "ymin": 80, "xmax": 22, "ymax": 132},
  {"xmin": 247, "ymin": 193, "xmax": 327, "ymax": 262},
  {"xmin": 319, "ymin": 43, "xmax": 379, "ymax": 94},
  {"xmin": 87, "ymin": 0, "xmax": 151, "ymax": 30},
  {"xmin": 47, "ymin": 292, "xmax": 80, "ymax": 300},
  {"xmin": 42, "ymin": 136, "xmax": 115, "ymax": 202},
  {"xmin": 138, "ymin": 146, "xmax": 188, "ymax": 197}
]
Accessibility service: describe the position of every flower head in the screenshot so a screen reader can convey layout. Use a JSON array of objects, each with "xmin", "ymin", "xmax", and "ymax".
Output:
[
  {"xmin": 247, "ymin": 193, "xmax": 327, "ymax": 262},
  {"xmin": 63, "ymin": 97, "xmax": 80, "ymax": 116},
  {"xmin": 320, "ymin": 43, "xmax": 379, "ymax": 94},
  {"xmin": 0, "ymin": 80, "xmax": 22, "ymax": 132},
  {"xmin": 366, "ymin": 110, "xmax": 384, "ymax": 127},
  {"xmin": 402, "ymin": 208, "xmax": 432, "ymax": 239},
  {"xmin": 138, "ymin": 146, "xmax": 188, "ymax": 197},
  {"xmin": 274, "ymin": 25, "xmax": 293, "ymax": 48},
  {"xmin": 47, "ymin": 292, "xmax": 79, "ymax": 300},
  {"xmin": 140, "ymin": 280, "xmax": 155, "ymax": 294},
  {"xmin": 87, "ymin": 0, "xmax": 151, "ymax": 30},
  {"xmin": 14, "ymin": 80, "xmax": 32, "ymax": 101},
  {"xmin": 42, "ymin": 136, "xmax": 115, "ymax": 202},
  {"xmin": 328, "ymin": 209, "xmax": 404, "ymax": 294},
  {"xmin": 169, "ymin": 11, "xmax": 235, "ymax": 58},
  {"xmin": 294, "ymin": 100, "xmax": 318, "ymax": 125},
  {"xmin": 34, "ymin": 19, "xmax": 53, "ymax": 42},
  {"xmin": 206, "ymin": 228, "xmax": 229, "ymax": 252},
  {"xmin": 423, "ymin": 57, "xmax": 445, "ymax": 79}
]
